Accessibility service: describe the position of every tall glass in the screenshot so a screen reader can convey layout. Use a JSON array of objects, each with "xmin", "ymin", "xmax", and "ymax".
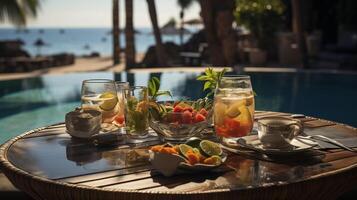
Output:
[
  {"xmin": 214, "ymin": 76, "xmax": 255, "ymax": 144},
  {"xmin": 81, "ymin": 79, "xmax": 119, "ymax": 124},
  {"xmin": 114, "ymin": 81, "xmax": 130, "ymax": 127},
  {"xmin": 124, "ymin": 86, "xmax": 149, "ymax": 138}
]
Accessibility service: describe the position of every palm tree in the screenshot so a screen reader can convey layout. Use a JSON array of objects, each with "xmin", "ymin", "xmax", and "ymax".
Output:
[
  {"xmin": 199, "ymin": 0, "xmax": 236, "ymax": 66},
  {"xmin": 292, "ymin": 0, "xmax": 308, "ymax": 68},
  {"xmin": 112, "ymin": 0, "xmax": 121, "ymax": 65},
  {"xmin": 146, "ymin": 0, "xmax": 168, "ymax": 66},
  {"xmin": 125, "ymin": 0, "xmax": 136, "ymax": 68},
  {"xmin": 177, "ymin": 0, "xmax": 194, "ymax": 45},
  {"xmin": 0, "ymin": 0, "xmax": 41, "ymax": 27}
]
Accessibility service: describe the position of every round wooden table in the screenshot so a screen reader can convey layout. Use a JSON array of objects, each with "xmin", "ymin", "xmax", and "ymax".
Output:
[{"xmin": 1, "ymin": 111, "xmax": 357, "ymax": 200}]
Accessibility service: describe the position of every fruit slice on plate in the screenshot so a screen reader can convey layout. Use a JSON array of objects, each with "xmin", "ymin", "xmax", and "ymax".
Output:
[
  {"xmin": 203, "ymin": 155, "xmax": 222, "ymax": 165},
  {"xmin": 199, "ymin": 140, "xmax": 222, "ymax": 157},
  {"xmin": 99, "ymin": 92, "xmax": 118, "ymax": 111},
  {"xmin": 178, "ymin": 144, "xmax": 194, "ymax": 157}
]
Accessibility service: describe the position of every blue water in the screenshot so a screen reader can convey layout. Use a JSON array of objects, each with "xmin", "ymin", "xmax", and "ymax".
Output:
[
  {"xmin": 0, "ymin": 71, "xmax": 357, "ymax": 144},
  {"xmin": 0, "ymin": 28, "xmax": 193, "ymax": 56}
]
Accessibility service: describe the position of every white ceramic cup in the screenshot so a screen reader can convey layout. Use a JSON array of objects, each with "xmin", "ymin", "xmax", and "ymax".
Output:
[{"xmin": 257, "ymin": 116, "xmax": 302, "ymax": 149}]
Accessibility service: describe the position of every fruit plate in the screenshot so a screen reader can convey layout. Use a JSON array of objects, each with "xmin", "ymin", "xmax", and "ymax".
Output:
[{"xmin": 149, "ymin": 150, "xmax": 227, "ymax": 177}]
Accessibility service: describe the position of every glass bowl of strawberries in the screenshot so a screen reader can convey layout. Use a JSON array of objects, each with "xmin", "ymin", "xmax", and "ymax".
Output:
[{"xmin": 149, "ymin": 99, "xmax": 212, "ymax": 142}]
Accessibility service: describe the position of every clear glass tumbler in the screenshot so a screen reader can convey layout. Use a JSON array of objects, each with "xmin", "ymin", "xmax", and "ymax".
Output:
[
  {"xmin": 81, "ymin": 79, "xmax": 119, "ymax": 124},
  {"xmin": 214, "ymin": 75, "xmax": 255, "ymax": 144},
  {"xmin": 124, "ymin": 86, "xmax": 149, "ymax": 138}
]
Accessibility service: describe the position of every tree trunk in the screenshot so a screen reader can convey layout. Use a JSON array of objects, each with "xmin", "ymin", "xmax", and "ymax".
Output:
[
  {"xmin": 112, "ymin": 0, "xmax": 121, "ymax": 65},
  {"xmin": 199, "ymin": 0, "xmax": 236, "ymax": 66},
  {"xmin": 125, "ymin": 0, "xmax": 136, "ymax": 69},
  {"xmin": 146, "ymin": 0, "xmax": 168, "ymax": 66},
  {"xmin": 292, "ymin": 0, "xmax": 309, "ymax": 69},
  {"xmin": 179, "ymin": 10, "xmax": 184, "ymax": 46}
]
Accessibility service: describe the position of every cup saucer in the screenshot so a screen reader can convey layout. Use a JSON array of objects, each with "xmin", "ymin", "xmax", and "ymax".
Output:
[{"xmin": 236, "ymin": 136, "xmax": 318, "ymax": 155}]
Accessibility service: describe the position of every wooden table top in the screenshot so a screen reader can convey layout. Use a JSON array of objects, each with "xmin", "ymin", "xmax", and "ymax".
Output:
[{"xmin": 1, "ymin": 111, "xmax": 357, "ymax": 200}]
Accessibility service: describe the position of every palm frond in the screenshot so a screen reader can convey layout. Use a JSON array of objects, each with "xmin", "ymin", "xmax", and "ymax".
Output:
[
  {"xmin": 0, "ymin": 0, "xmax": 41, "ymax": 27},
  {"xmin": 177, "ymin": 0, "xmax": 194, "ymax": 9}
]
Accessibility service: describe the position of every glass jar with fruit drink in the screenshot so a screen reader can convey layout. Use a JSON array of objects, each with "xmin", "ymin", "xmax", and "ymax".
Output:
[
  {"xmin": 125, "ymin": 86, "xmax": 149, "ymax": 138},
  {"xmin": 114, "ymin": 81, "xmax": 129, "ymax": 127},
  {"xmin": 81, "ymin": 79, "xmax": 119, "ymax": 124},
  {"xmin": 214, "ymin": 76, "xmax": 255, "ymax": 144}
]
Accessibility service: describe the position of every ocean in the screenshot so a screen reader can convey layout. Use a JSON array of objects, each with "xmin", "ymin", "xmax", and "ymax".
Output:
[{"xmin": 0, "ymin": 27, "xmax": 193, "ymax": 57}]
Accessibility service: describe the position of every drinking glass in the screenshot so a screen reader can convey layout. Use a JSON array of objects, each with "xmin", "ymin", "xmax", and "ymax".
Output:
[
  {"xmin": 113, "ymin": 81, "xmax": 130, "ymax": 127},
  {"xmin": 124, "ymin": 86, "xmax": 149, "ymax": 138},
  {"xmin": 81, "ymin": 79, "xmax": 119, "ymax": 124},
  {"xmin": 214, "ymin": 75, "xmax": 255, "ymax": 144}
]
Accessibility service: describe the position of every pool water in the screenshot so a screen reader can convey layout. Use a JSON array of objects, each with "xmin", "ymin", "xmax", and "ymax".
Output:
[{"xmin": 1, "ymin": 71, "xmax": 356, "ymax": 144}]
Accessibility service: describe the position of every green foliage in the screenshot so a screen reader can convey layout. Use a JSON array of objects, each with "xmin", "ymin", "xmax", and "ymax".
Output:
[
  {"xmin": 148, "ymin": 77, "xmax": 172, "ymax": 100},
  {"xmin": 0, "ymin": 0, "xmax": 41, "ymax": 27},
  {"xmin": 197, "ymin": 68, "xmax": 228, "ymax": 97},
  {"xmin": 234, "ymin": 0, "xmax": 285, "ymax": 50}
]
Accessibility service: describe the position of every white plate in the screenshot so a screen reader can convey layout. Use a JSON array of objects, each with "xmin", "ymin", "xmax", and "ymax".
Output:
[{"xmin": 237, "ymin": 137, "xmax": 318, "ymax": 155}]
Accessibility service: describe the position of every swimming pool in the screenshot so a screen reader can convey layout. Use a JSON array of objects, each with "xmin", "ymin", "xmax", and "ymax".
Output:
[{"xmin": 1, "ymin": 71, "xmax": 356, "ymax": 144}]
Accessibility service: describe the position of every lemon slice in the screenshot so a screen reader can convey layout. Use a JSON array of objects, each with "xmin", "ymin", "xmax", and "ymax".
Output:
[
  {"xmin": 99, "ymin": 92, "xmax": 118, "ymax": 111},
  {"xmin": 225, "ymin": 105, "xmax": 241, "ymax": 118}
]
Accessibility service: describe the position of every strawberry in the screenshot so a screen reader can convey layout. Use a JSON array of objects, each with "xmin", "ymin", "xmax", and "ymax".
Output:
[
  {"xmin": 114, "ymin": 115, "xmax": 125, "ymax": 124},
  {"xmin": 182, "ymin": 110, "xmax": 193, "ymax": 124},
  {"xmin": 199, "ymin": 108, "xmax": 208, "ymax": 117},
  {"xmin": 194, "ymin": 113, "xmax": 206, "ymax": 123},
  {"xmin": 173, "ymin": 105, "xmax": 184, "ymax": 113},
  {"xmin": 183, "ymin": 106, "xmax": 193, "ymax": 112}
]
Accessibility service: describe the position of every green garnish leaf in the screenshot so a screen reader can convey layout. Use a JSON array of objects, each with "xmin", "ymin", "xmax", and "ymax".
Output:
[
  {"xmin": 156, "ymin": 90, "xmax": 172, "ymax": 97},
  {"xmin": 203, "ymin": 81, "xmax": 212, "ymax": 91},
  {"xmin": 148, "ymin": 77, "xmax": 172, "ymax": 100},
  {"xmin": 197, "ymin": 67, "xmax": 228, "ymax": 97}
]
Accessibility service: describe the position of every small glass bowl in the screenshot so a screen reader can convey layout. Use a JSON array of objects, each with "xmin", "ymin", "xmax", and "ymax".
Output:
[
  {"xmin": 149, "ymin": 101, "xmax": 211, "ymax": 142},
  {"xmin": 150, "ymin": 118, "xmax": 209, "ymax": 142}
]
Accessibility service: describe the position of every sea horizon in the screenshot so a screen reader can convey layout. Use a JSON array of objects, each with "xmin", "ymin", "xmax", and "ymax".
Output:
[{"xmin": 0, "ymin": 27, "xmax": 196, "ymax": 56}]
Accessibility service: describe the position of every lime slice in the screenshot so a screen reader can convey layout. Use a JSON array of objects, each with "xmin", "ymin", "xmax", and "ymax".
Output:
[
  {"xmin": 204, "ymin": 155, "xmax": 222, "ymax": 165},
  {"xmin": 185, "ymin": 137, "xmax": 202, "ymax": 148},
  {"xmin": 179, "ymin": 144, "xmax": 193, "ymax": 157},
  {"xmin": 99, "ymin": 92, "xmax": 118, "ymax": 111},
  {"xmin": 199, "ymin": 140, "xmax": 222, "ymax": 157}
]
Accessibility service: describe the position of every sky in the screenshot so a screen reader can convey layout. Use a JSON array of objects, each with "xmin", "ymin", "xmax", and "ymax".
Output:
[{"xmin": 0, "ymin": 0, "xmax": 201, "ymax": 28}]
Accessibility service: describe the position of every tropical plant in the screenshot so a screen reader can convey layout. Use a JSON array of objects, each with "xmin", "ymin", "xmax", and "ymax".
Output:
[
  {"xmin": 112, "ymin": 0, "xmax": 121, "ymax": 64},
  {"xmin": 177, "ymin": 0, "xmax": 194, "ymax": 45},
  {"xmin": 146, "ymin": 0, "xmax": 168, "ymax": 66},
  {"xmin": 0, "ymin": 0, "xmax": 41, "ymax": 27},
  {"xmin": 125, "ymin": 0, "xmax": 136, "ymax": 68},
  {"xmin": 235, "ymin": 0, "xmax": 285, "ymax": 50}
]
